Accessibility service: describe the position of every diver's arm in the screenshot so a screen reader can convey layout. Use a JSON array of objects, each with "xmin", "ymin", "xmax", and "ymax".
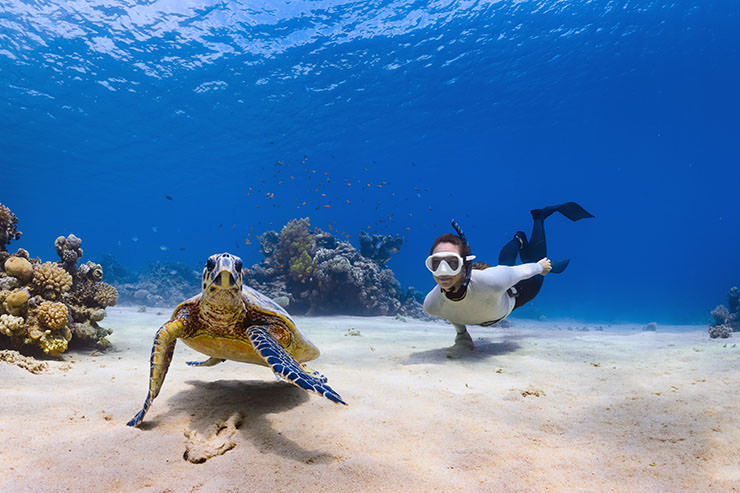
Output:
[{"xmin": 477, "ymin": 263, "xmax": 544, "ymax": 291}]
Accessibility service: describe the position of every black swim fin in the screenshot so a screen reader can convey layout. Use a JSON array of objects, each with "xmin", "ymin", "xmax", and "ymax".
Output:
[
  {"xmin": 531, "ymin": 202, "xmax": 594, "ymax": 221},
  {"xmin": 550, "ymin": 259, "xmax": 570, "ymax": 274}
]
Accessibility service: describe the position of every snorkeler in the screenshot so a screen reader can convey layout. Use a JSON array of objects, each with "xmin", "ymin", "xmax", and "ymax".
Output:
[{"xmin": 423, "ymin": 202, "xmax": 594, "ymax": 357}]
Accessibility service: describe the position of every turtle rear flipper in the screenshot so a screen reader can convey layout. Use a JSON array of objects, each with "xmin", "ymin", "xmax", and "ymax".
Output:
[
  {"xmin": 186, "ymin": 357, "xmax": 225, "ymax": 367},
  {"xmin": 247, "ymin": 325, "xmax": 347, "ymax": 405}
]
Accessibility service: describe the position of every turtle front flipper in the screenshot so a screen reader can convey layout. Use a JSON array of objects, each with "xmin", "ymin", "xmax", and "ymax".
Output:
[
  {"xmin": 246, "ymin": 325, "xmax": 347, "ymax": 406},
  {"xmin": 186, "ymin": 357, "xmax": 225, "ymax": 367},
  {"xmin": 127, "ymin": 319, "xmax": 186, "ymax": 427}
]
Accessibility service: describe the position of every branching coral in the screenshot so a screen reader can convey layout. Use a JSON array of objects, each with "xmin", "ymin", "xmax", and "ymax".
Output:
[
  {"xmin": 0, "ymin": 314, "xmax": 25, "ymax": 337},
  {"xmin": 36, "ymin": 301, "xmax": 69, "ymax": 330},
  {"xmin": 32, "ymin": 262, "xmax": 73, "ymax": 300},
  {"xmin": 92, "ymin": 282, "xmax": 118, "ymax": 307},
  {"xmin": 0, "ymin": 203, "xmax": 22, "ymax": 252}
]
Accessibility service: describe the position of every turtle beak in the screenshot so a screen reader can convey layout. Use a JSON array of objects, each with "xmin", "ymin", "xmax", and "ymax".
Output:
[{"xmin": 217, "ymin": 270, "xmax": 237, "ymax": 288}]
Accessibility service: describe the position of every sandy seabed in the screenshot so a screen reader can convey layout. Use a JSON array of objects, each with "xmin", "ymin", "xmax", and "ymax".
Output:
[{"xmin": 1, "ymin": 306, "xmax": 739, "ymax": 492}]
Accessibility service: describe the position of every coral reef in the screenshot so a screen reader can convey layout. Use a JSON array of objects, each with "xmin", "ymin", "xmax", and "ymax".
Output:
[
  {"xmin": 709, "ymin": 286, "xmax": 740, "ymax": 338},
  {"xmin": 0, "ymin": 211, "xmax": 117, "ymax": 356},
  {"xmin": 55, "ymin": 234, "xmax": 84, "ymax": 268},
  {"xmin": 358, "ymin": 232, "xmax": 403, "ymax": 264},
  {"xmin": 4, "ymin": 256, "xmax": 33, "ymax": 282},
  {"xmin": 32, "ymin": 262, "xmax": 73, "ymax": 300},
  {"xmin": 114, "ymin": 261, "xmax": 201, "ymax": 307},
  {"xmin": 243, "ymin": 218, "xmax": 428, "ymax": 317},
  {"xmin": 0, "ymin": 203, "xmax": 22, "ymax": 252}
]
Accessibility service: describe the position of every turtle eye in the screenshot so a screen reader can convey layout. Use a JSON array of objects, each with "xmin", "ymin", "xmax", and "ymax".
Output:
[
  {"xmin": 206, "ymin": 258, "xmax": 216, "ymax": 270},
  {"xmin": 234, "ymin": 258, "xmax": 242, "ymax": 272}
]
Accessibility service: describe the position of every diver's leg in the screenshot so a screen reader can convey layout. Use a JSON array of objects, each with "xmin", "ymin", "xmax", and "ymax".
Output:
[
  {"xmin": 522, "ymin": 202, "xmax": 593, "ymax": 265},
  {"xmin": 511, "ymin": 276, "xmax": 545, "ymax": 310},
  {"xmin": 520, "ymin": 212, "xmax": 547, "ymax": 264},
  {"xmin": 447, "ymin": 323, "xmax": 474, "ymax": 358},
  {"xmin": 498, "ymin": 231, "xmax": 527, "ymax": 266}
]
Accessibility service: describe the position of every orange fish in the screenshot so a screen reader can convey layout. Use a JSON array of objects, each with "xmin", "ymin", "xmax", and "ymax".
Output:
[
  {"xmin": 323, "ymin": 205, "xmax": 331, "ymax": 208},
  {"xmin": 244, "ymin": 238, "xmax": 252, "ymax": 245}
]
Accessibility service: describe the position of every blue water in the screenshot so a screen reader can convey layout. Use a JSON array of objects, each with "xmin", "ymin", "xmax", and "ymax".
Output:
[{"xmin": 2, "ymin": 0, "xmax": 739, "ymax": 324}]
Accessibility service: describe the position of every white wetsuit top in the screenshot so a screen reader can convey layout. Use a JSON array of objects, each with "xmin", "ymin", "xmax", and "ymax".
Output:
[{"xmin": 423, "ymin": 263, "xmax": 544, "ymax": 327}]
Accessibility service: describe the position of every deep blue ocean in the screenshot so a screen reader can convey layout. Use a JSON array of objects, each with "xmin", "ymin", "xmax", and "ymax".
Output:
[{"xmin": 2, "ymin": 0, "xmax": 739, "ymax": 324}]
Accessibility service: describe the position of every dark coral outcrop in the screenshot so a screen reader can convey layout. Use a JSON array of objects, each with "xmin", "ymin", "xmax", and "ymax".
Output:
[
  {"xmin": 709, "ymin": 286, "xmax": 740, "ymax": 338},
  {"xmin": 114, "ymin": 261, "xmax": 201, "ymax": 307},
  {"xmin": 243, "ymin": 218, "xmax": 427, "ymax": 318},
  {"xmin": 0, "ymin": 203, "xmax": 22, "ymax": 252}
]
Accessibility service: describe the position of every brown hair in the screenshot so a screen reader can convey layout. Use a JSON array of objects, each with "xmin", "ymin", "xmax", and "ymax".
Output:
[{"xmin": 429, "ymin": 233, "xmax": 471, "ymax": 257}]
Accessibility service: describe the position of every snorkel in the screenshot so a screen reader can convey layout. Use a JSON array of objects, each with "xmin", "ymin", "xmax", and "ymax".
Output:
[{"xmin": 445, "ymin": 219, "xmax": 475, "ymax": 301}]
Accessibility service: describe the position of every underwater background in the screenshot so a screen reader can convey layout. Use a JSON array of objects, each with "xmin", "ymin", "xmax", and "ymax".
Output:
[{"xmin": 2, "ymin": 0, "xmax": 739, "ymax": 324}]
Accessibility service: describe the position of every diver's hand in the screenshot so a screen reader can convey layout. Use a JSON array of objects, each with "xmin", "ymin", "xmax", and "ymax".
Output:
[{"xmin": 538, "ymin": 258, "xmax": 552, "ymax": 275}]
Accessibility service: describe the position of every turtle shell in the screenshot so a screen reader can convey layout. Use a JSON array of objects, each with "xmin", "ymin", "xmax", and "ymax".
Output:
[{"xmin": 172, "ymin": 285, "xmax": 320, "ymax": 367}]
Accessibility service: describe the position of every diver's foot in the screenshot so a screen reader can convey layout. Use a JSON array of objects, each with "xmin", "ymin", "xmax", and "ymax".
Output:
[
  {"xmin": 531, "ymin": 202, "xmax": 594, "ymax": 221},
  {"xmin": 447, "ymin": 332, "xmax": 475, "ymax": 359}
]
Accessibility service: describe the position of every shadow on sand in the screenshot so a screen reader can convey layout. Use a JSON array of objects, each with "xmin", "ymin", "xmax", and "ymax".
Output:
[
  {"xmin": 402, "ymin": 338, "xmax": 521, "ymax": 365},
  {"xmin": 153, "ymin": 379, "xmax": 336, "ymax": 464}
]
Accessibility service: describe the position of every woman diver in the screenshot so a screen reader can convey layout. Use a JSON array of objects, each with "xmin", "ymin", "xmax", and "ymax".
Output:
[{"xmin": 423, "ymin": 202, "xmax": 594, "ymax": 357}]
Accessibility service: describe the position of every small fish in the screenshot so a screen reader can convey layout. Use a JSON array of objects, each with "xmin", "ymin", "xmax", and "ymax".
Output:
[
  {"xmin": 131, "ymin": 237, "xmax": 139, "ymax": 242},
  {"xmin": 179, "ymin": 247, "xmax": 185, "ymax": 251},
  {"xmin": 323, "ymin": 204, "xmax": 331, "ymax": 208},
  {"xmin": 160, "ymin": 245, "xmax": 168, "ymax": 251},
  {"xmin": 169, "ymin": 269, "xmax": 177, "ymax": 275},
  {"xmin": 152, "ymin": 226, "xmax": 158, "ymax": 233},
  {"xmin": 244, "ymin": 238, "xmax": 252, "ymax": 245},
  {"xmin": 165, "ymin": 195, "xmax": 173, "ymax": 200}
]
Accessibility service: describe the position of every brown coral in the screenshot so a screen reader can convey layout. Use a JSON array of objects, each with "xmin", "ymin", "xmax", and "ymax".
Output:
[
  {"xmin": 93, "ymin": 282, "xmax": 118, "ymax": 307},
  {"xmin": 32, "ymin": 262, "xmax": 72, "ymax": 300},
  {"xmin": 4, "ymin": 256, "xmax": 33, "ymax": 282},
  {"xmin": 3, "ymin": 289, "xmax": 29, "ymax": 315},
  {"xmin": 0, "ymin": 314, "xmax": 25, "ymax": 337},
  {"xmin": 37, "ymin": 301, "xmax": 69, "ymax": 330}
]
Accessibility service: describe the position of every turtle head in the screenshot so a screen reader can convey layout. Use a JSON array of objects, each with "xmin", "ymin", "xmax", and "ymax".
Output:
[{"xmin": 201, "ymin": 253, "xmax": 243, "ymax": 299}]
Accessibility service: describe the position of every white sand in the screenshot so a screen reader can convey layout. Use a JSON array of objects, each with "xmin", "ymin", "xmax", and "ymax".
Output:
[{"xmin": 1, "ymin": 306, "xmax": 739, "ymax": 492}]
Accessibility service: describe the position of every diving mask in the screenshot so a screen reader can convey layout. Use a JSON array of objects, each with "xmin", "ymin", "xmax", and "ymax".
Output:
[{"xmin": 425, "ymin": 252, "xmax": 476, "ymax": 277}]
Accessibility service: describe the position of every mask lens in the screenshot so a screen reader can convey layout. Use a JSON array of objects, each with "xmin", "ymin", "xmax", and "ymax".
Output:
[{"xmin": 445, "ymin": 256, "xmax": 459, "ymax": 271}]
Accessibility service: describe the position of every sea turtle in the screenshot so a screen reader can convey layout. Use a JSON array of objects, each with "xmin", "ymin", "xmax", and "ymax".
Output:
[{"xmin": 127, "ymin": 252, "xmax": 346, "ymax": 427}]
